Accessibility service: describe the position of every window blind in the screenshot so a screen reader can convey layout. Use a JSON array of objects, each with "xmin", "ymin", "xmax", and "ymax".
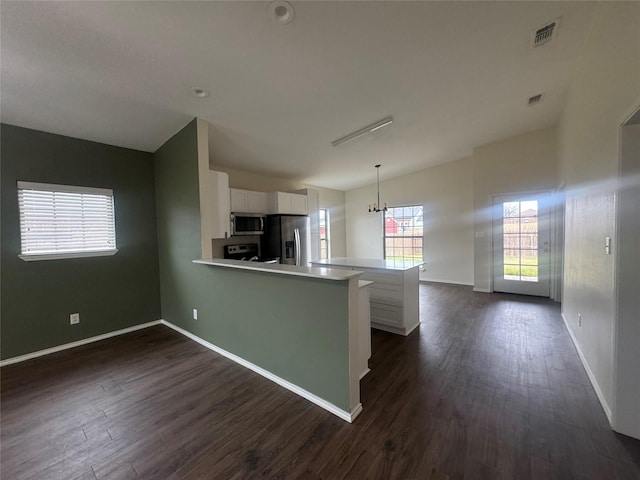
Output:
[{"xmin": 17, "ymin": 181, "xmax": 116, "ymax": 257}]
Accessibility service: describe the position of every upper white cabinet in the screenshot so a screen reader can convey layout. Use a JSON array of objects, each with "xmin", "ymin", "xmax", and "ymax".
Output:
[
  {"xmin": 268, "ymin": 192, "xmax": 308, "ymax": 215},
  {"xmin": 230, "ymin": 188, "xmax": 268, "ymax": 213},
  {"xmin": 229, "ymin": 188, "xmax": 308, "ymax": 215},
  {"xmin": 290, "ymin": 193, "xmax": 308, "ymax": 214},
  {"xmin": 207, "ymin": 170, "xmax": 231, "ymax": 239}
]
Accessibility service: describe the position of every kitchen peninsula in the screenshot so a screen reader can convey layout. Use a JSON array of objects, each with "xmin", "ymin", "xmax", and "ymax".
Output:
[
  {"xmin": 311, "ymin": 258, "xmax": 424, "ymax": 336},
  {"xmin": 192, "ymin": 257, "xmax": 368, "ymax": 422}
]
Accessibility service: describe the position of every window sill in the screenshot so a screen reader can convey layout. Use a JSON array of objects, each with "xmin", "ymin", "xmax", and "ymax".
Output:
[{"xmin": 19, "ymin": 249, "xmax": 119, "ymax": 262}]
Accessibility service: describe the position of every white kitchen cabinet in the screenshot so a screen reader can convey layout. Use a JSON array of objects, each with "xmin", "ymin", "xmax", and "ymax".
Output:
[
  {"xmin": 290, "ymin": 193, "xmax": 308, "ymax": 214},
  {"xmin": 230, "ymin": 188, "xmax": 268, "ymax": 213},
  {"xmin": 208, "ymin": 171, "xmax": 231, "ymax": 239},
  {"xmin": 206, "ymin": 170, "xmax": 231, "ymax": 239},
  {"xmin": 268, "ymin": 191, "xmax": 308, "ymax": 215},
  {"xmin": 310, "ymin": 258, "xmax": 422, "ymax": 336},
  {"xmin": 358, "ymin": 267, "xmax": 419, "ymax": 336}
]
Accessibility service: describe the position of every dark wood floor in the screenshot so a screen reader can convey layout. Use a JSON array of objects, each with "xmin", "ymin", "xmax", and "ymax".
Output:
[{"xmin": 2, "ymin": 283, "xmax": 640, "ymax": 480}]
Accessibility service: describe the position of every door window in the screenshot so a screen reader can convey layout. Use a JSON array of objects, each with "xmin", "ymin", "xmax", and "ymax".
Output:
[
  {"xmin": 502, "ymin": 200, "xmax": 539, "ymax": 282},
  {"xmin": 493, "ymin": 194, "xmax": 550, "ymax": 297}
]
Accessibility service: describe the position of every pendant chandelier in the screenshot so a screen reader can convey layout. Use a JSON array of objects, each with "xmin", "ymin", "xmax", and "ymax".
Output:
[{"xmin": 368, "ymin": 164, "xmax": 388, "ymax": 213}]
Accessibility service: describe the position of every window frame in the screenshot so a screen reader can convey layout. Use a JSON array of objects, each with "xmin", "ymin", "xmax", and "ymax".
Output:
[
  {"xmin": 17, "ymin": 181, "xmax": 118, "ymax": 261},
  {"xmin": 319, "ymin": 208, "xmax": 331, "ymax": 260},
  {"xmin": 383, "ymin": 204, "xmax": 424, "ymax": 263}
]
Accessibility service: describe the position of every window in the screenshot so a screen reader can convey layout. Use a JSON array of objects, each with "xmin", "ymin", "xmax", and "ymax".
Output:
[
  {"xmin": 384, "ymin": 205, "xmax": 423, "ymax": 262},
  {"xmin": 17, "ymin": 181, "xmax": 117, "ymax": 261},
  {"xmin": 319, "ymin": 208, "xmax": 330, "ymax": 259},
  {"xmin": 501, "ymin": 200, "xmax": 539, "ymax": 282}
]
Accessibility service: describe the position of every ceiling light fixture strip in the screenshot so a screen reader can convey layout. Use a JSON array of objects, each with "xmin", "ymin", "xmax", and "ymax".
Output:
[{"xmin": 332, "ymin": 116, "xmax": 393, "ymax": 147}]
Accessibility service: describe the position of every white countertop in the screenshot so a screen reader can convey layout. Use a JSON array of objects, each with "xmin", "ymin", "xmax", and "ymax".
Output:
[
  {"xmin": 311, "ymin": 257, "xmax": 425, "ymax": 271},
  {"xmin": 193, "ymin": 258, "xmax": 363, "ymax": 281}
]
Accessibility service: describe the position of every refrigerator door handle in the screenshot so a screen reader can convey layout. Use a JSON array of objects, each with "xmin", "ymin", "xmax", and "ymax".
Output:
[{"xmin": 294, "ymin": 228, "xmax": 301, "ymax": 266}]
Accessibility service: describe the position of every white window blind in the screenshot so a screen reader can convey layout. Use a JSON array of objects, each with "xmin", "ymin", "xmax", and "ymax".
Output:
[{"xmin": 17, "ymin": 181, "xmax": 117, "ymax": 259}]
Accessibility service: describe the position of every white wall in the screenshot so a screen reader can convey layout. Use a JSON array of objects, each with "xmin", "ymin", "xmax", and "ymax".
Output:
[
  {"xmin": 472, "ymin": 127, "xmax": 558, "ymax": 291},
  {"xmin": 345, "ymin": 128, "xmax": 559, "ymax": 287},
  {"xmin": 318, "ymin": 188, "xmax": 347, "ymax": 257},
  {"xmin": 557, "ymin": 1, "xmax": 640, "ymax": 436},
  {"xmin": 346, "ymin": 156, "xmax": 475, "ymax": 285},
  {"xmin": 615, "ymin": 122, "xmax": 640, "ymax": 438}
]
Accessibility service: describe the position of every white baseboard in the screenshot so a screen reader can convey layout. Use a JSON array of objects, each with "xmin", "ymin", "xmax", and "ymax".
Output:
[
  {"xmin": 350, "ymin": 403, "xmax": 363, "ymax": 420},
  {"xmin": 419, "ymin": 278, "xmax": 474, "ymax": 286},
  {"xmin": 371, "ymin": 320, "xmax": 419, "ymax": 336},
  {"xmin": 560, "ymin": 313, "xmax": 613, "ymax": 422},
  {"xmin": 0, "ymin": 320, "xmax": 162, "ymax": 367},
  {"xmin": 1, "ymin": 319, "xmax": 361, "ymax": 423},
  {"xmin": 159, "ymin": 320, "xmax": 361, "ymax": 423},
  {"xmin": 473, "ymin": 287, "xmax": 491, "ymax": 293}
]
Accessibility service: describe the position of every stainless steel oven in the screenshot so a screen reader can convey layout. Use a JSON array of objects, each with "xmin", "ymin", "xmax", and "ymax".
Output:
[
  {"xmin": 230, "ymin": 213, "xmax": 266, "ymax": 236},
  {"xmin": 223, "ymin": 244, "xmax": 279, "ymax": 263}
]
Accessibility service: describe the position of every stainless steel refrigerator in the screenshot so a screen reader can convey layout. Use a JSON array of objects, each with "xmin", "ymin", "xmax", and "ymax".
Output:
[{"xmin": 263, "ymin": 215, "xmax": 311, "ymax": 266}]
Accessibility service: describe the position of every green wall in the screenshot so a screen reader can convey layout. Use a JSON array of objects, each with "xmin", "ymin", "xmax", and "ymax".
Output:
[
  {"xmin": 1, "ymin": 124, "xmax": 161, "ymax": 359},
  {"xmin": 1, "ymin": 120, "xmax": 353, "ymax": 412},
  {"xmin": 154, "ymin": 121, "xmax": 352, "ymax": 411}
]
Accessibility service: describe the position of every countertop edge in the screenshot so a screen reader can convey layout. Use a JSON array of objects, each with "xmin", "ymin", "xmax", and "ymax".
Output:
[
  {"xmin": 311, "ymin": 257, "xmax": 425, "ymax": 271},
  {"xmin": 193, "ymin": 258, "xmax": 364, "ymax": 281}
]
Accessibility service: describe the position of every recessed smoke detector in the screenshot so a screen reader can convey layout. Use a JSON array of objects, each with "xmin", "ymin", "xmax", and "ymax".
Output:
[
  {"xmin": 532, "ymin": 18, "xmax": 560, "ymax": 48},
  {"xmin": 190, "ymin": 87, "xmax": 209, "ymax": 98},
  {"xmin": 269, "ymin": 1, "xmax": 295, "ymax": 25},
  {"xmin": 528, "ymin": 93, "xmax": 544, "ymax": 105}
]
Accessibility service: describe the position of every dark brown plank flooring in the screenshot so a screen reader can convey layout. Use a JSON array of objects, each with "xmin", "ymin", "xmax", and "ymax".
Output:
[{"xmin": 2, "ymin": 283, "xmax": 640, "ymax": 479}]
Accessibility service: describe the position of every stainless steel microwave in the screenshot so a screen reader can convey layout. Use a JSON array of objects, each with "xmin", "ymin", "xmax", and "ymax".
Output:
[{"xmin": 230, "ymin": 213, "xmax": 266, "ymax": 236}]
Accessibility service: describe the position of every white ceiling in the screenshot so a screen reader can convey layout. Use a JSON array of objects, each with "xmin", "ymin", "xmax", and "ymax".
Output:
[{"xmin": 1, "ymin": 1, "xmax": 596, "ymax": 190}]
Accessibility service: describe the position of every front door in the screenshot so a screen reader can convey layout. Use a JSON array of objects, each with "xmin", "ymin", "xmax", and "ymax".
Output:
[{"xmin": 492, "ymin": 193, "xmax": 550, "ymax": 297}]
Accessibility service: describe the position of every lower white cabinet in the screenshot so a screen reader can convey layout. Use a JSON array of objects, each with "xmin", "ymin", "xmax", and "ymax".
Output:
[
  {"xmin": 362, "ymin": 268, "xmax": 419, "ymax": 336},
  {"xmin": 268, "ymin": 191, "xmax": 307, "ymax": 215},
  {"xmin": 310, "ymin": 259, "xmax": 421, "ymax": 336}
]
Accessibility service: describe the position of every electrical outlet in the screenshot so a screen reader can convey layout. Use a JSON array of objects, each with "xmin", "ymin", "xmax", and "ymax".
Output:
[
  {"xmin": 193, "ymin": 308, "xmax": 198, "ymax": 320},
  {"xmin": 70, "ymin": 313, "xmax": 80, "ymax": 325},
  {"xmin": 578, "ymin": 313, "xmax": 582, "ymax": 327}
]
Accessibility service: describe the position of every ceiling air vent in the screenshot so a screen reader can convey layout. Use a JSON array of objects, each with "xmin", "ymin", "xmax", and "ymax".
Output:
[
  {"xmin": 532, "ymin": 19, "xmax": 559, "ymax": 47},
  {"xmin": 528, "ymin": 94, "xmax": 543, "ymax": 105}
]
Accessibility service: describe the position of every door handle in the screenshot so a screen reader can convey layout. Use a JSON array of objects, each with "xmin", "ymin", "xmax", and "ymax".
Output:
[{"xmin": 294, "ymin": 228, "xmax": 301, "ymax": 266}]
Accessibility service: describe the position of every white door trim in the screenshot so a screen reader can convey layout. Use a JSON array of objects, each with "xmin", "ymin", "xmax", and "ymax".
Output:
[{"xmin": 491, "ymin": 191, "xmax": 552, "ymax": 297}]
